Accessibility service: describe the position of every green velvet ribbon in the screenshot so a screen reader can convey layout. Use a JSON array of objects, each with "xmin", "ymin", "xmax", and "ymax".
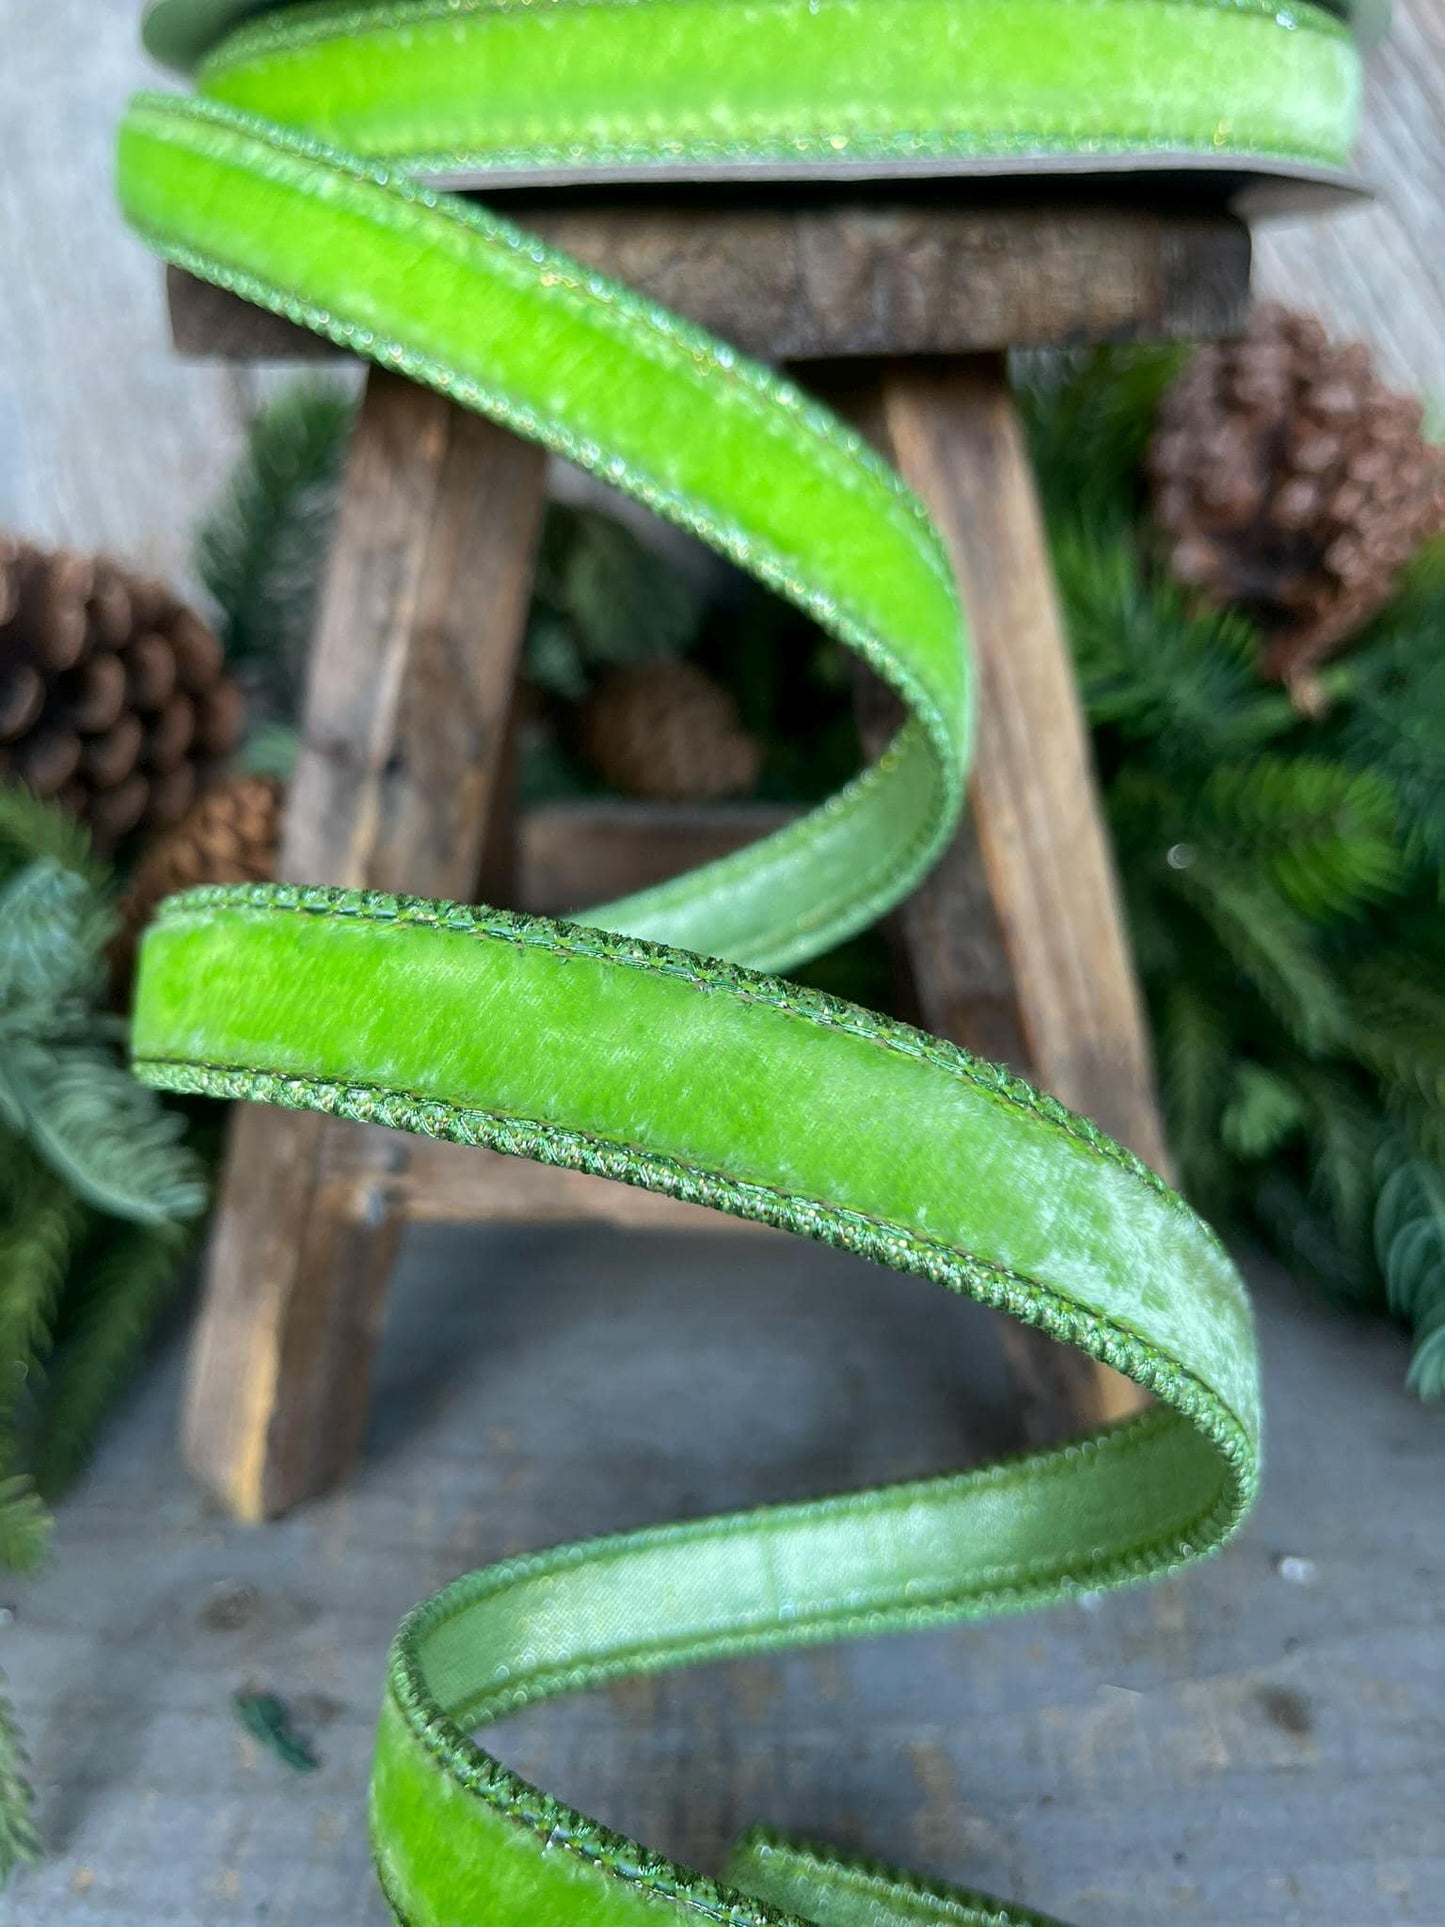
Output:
[{"xmin": 120, "ymin": 3, "xmax": 1362, "ymax": 1921}]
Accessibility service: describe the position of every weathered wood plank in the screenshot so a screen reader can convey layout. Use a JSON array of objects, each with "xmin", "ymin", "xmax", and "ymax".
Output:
[
  {"xmin": 166, "ymin": 203, "xmax": 1251, "ymax": 363},
  {"xmin": 842, "ymin": 356, "xmax": 1165, "ymax": 1436},
  {"xmin": 182, "ymin": 370, "xmax": 548, "ymax": 1521},
  {"xmin": 515, "ymin": 799, "xmax": 797, "ymax": 916},
  {"xmin": 878, "ymin": 359, "xmax": 1172, "ymax": 1182},
  {"xmin": 318, "ymin": 1122, "xmax": 766, "ymax": 1232}
]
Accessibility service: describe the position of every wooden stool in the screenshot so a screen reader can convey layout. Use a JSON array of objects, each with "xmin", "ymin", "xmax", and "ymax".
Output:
[{"xmin": 167, "ymin": 193, "xmax": 1251, "ymax": 1520}]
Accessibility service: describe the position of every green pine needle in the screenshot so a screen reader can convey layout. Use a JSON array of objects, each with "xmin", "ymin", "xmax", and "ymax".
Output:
[
  {"xmin": 0, "ymin": 787, "xmax": 101, "ymax": 894},
  {"xmin": 527, "ymin": 504, "xmax": 702, "ymax": 698},
  {"xmin": 1348, "ymin": 953, "xmax": 1445, "ymax": 1150},
  {"xmin": 196, "ymin": 381, "xmax": 356, "ymax": 709},
  {"xmin": 1013, "ymin": 344, "xmax": 1185, "ymax": 522},
  {"xmin": 1156, "ymin": 982, "xmax": 1235, "ymax": 1208},
  {"xmin": 1167, "ymin": 862, "xmax": 1350, "ymax": 1056},
  {"xmin": 0, "ymin": 1674, "xmax": 39, "ymax": 1885},
  {"xmin": 0, "ymin": 1150, "xmax": 82, "ymax": 1436},
  {"xmin": 1220, "ymin": 1062, "xmax": 1305, "ymax": 1165},
  {"xmin": 1048, "ymin": 524, "xmax": 1290, "ymax": 760},
  {"xmin": 1201, "ymin": 757, "xmax": 1405, "ymax": 924},
  {"xmin": 0, "ymin": 1040, "xmax": 205, "ymax": 1227},
  {"xmin": 0, "ymin": 861, "xmax": 110, "ymax": 1019},
  {"xmin": 231, "ymin": 1691, "xmax": 321, "ymax": 1774},
  {"xmin": 0, "ymin": 796, "xmax": 213, "ymax": 1889},
  {"xmin": 31, "ymin": 1220, "xmax": 192, "ymax": 1500},
  {"xmin": 0, "ymin": 1476, "xmax": 51, "ymax": 1574},
  {"xmin": 1375, "ymin": 1154, "xmax": 1445, "ymax": 1401},
  {"xmin": 1326, "ymin": 575, "xmax": 1445, "ymax": 885},
  {"xmin": 1022, "ymin": 347, "xmax": 1445, "ymax": 1396},
  {"xmin": 0, "ymin": 1161, "xmax": 73, "ymax": 1892}
]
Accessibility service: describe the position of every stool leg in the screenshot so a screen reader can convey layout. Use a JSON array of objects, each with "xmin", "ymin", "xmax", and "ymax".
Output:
[
  {"xmin": 859, "ymin": 355, "xmax": 1165, "ymax": 1439},
  {"xmin": 182, "ymin": 370, "xmax": 548, "ymax": 1519}
]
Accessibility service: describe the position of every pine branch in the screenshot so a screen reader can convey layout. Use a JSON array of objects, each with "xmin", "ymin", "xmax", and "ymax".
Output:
[
  {"xmin": 1155, "ymin": 981, "xmax": 1235, "ymax": 1210},
  {"xmin": 1292, "ymin": 1065, "xmax": 1385, "ymax": 1270},
  {"xmin": 0, "ymin": 1671, "xmax": 38, "ymax": 1886},
  {"xmin": 30, "ymin": 1220, "xmax": 192, "ymax": 1500},
  {"xmin": 1348, "ymin": 951, "xmax": 1445, "ymax": 1135},
  {"xmin": 196, "ymin": 381, "xmax": 355, "ymax": 710},
  {"xmin": 1167, "ymin": 861, "xmax": 1349, "ymax": 1056},
  {"xmin": 527, "ymin": 505, "xmax": 702, "ymax": 697},
  {"xmin": 0, "ymin": 1476, "xmax": 51, "ymax": 1574},
  {"xmin": 1252, "ymin": 1166, "xmax": 1381, "ymax": 1306},
  {"xmin": 1014, "ymin": 344, "xmax": 1185, "ymax": 525},
  {"xmin": 0, "ymin": 786, "xmax": 101, "ymax": 894},
  {"xmin": 1319, "ymin": 552, "xmax": 1445, "ymax": 884},
  {"xmin": 1016, "ymin": 347, "xmax": 1445, "ymax": 1392},
  {"xmin": 1374, "ymin": 1152, "xmax": 1445, "ymax": 1401},
  {"xmin": 0, "ymin": 1042, "xmax": 206, "ymax": 1228},
  {"xmin": 1220, "ymin": 1061, "xmax": 1305, "ymax": 1164},
  {"xmin": 0, "ymin": 1150, "xmax": 81, "ymax": 1439},
  {"xmin": 0, "ymin": 860, "xmax": 110, "ymax": 1019},
  {"xmin": 0, "ymin": 1156, "xmax": 69, "ymax": 1883},
  {"xmin": 1201, "ymin": 756, "xmax": 1405, "ymax": 924},
  {"xmin": 1049, "ymin": 522, "xmax": 1290, "ymax": 761}
]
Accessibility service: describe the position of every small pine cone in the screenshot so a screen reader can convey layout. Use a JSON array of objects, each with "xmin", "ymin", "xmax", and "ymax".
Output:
[
  {"xmin": 1148, "ymin": 305, "xmax": 1445, "ymax": 693},
  {"xmin": 0, "ymin": 537, "xmax": 248, "ymax": 853},
  {"xmin": 111, "ymin": 774, "xmax": 285, "ymax": 1000},
  {"xmin": 578, "ymin": 660, "xmax": 763, "ymax": 803}
]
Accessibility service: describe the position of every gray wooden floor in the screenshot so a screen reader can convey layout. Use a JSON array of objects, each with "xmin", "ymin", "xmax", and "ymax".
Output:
[{"xmin": 6, "ymin": 1232, "xmax": 1443, "ymax": 1927}]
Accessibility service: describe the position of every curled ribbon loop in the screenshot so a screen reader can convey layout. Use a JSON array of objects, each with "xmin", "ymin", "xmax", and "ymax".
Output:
[{"xmin": 122, "ymin": 2, "xmax": 1360, "ymax": 1919}]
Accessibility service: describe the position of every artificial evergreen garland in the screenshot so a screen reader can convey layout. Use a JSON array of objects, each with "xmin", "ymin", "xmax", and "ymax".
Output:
[
  {"xmin": 195, "ymin": 382, "xmax": 355, "ymax": 745},
  {"xmin": 0, "ymin": 787, "xmax": 207, "ymax": 1877},
  {"xmin": 1018, "ymin": 344, "xmax": 1445, "ymax": 1396}
]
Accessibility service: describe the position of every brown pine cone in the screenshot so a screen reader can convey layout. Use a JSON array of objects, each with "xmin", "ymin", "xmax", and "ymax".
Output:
[
  {"xmin": 1149, "ymin": 305, "xmax": 1445, "ymax": 694},
  {"xmin": 577, "ymin": 660, "xmax": 763, "ymax": 803},
  {"xmin": 111, "ymin": 774, "xmax": 285, "ymax": 1000},
  {"xmin": 0, "ymin": 538, "xmax": 247, "ymax": 852}
]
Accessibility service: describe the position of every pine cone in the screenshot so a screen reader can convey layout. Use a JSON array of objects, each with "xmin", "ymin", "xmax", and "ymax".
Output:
[
  {"xmin": 0, "ymin": 538, "xmax": 247, "ymax": 852},
  {"xmin": 112, "ymin": 774, "xmax": 284, "ymax": 999},
  {"xmin": 1149, "ymin": 305, "xmax": 1445, "ymax": 693},
  {"xmin": 577, "ymin": 660, "xmax": 763, "ymax": 803}
]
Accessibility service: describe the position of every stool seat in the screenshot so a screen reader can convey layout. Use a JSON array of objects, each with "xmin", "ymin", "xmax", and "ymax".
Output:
[{"xmin": 168, "ymin": 194, "xmax": 1255, "ymax": 364}]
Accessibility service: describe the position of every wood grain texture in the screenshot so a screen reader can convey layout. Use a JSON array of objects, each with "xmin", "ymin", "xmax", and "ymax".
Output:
[
  {"xmin": 880, "ymin": 360, "xmax": 1172, "ymax": 1178},
  {"xmin": 327, "ymin": 1125, "xmax": 766, "ymax": 1232},
  {"xmin": 854, "ymin": 356, "xmax": 1165, "ymax": 1436},
  {"xmin": 10, "ymin": 1246, "xmax": 1442, "ymax": 1926},
  {"xmin": 166, "ymin": 203, "xmax": 1251, "ymax": 363},
  {"xmin": 183, "ymin": 369, "xmax": 549, "ymax": 1521},
  {"xmin": 516, "ymin": 799, "xmax": 798, "ymax": 915}
]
